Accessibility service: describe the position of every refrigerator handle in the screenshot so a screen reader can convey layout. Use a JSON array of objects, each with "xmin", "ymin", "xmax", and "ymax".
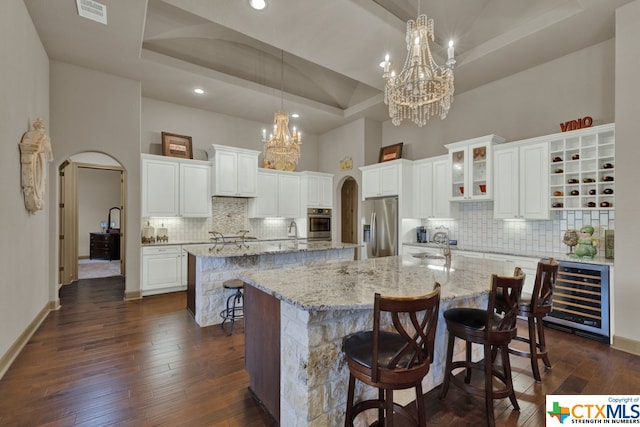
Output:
[{"xmin": 370, "ymin": 212, "xmax": 377, "ymax": 257}]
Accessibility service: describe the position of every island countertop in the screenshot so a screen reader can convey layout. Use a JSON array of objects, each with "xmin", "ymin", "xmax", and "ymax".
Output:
[
  {"xmin": 183, "ymin": 240, "xmax": 360, "ymax": 258},
  {"xmin": 241, "ymin": 253, "xmax": 511, "ymax": 425},
  {"xmin": 240, "ymin": 254, "xmax": 508, "ymax": 311}
]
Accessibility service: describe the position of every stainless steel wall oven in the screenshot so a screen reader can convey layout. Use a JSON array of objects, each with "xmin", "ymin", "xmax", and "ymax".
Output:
[{"xmin": 307, "ymin": 208, "xmax": 331, "ymax": 241}]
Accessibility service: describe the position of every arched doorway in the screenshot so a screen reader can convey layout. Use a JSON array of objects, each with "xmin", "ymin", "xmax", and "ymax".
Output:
[
  {"xmin": 340, "ymin": 177, "xmax": 358, "ymax": 257},
  {"xmin": 59, "ymin": 152, "xmax": 126, "ymax": 286}
]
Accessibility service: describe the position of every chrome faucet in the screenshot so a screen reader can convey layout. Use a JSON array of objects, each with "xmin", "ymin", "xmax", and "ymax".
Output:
[
  {"xmin": 432, "ymin": 229, "xmax": 451, "ymax": 262},
  {"xmin": 288, "ymin": 220, "xmax": 299, "ymax": 246}
]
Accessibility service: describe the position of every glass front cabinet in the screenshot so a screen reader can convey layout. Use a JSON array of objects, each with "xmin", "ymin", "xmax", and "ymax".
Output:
[{"xmin": 445, "ymin": 135, "xmax": 505, "ymax": 201}]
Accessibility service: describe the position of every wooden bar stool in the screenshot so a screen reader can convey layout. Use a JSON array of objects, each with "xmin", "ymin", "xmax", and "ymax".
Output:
[
  {"xmin": 439, "ymin": 271, "xmax": 525, "ymax": 427},
  {"xmin": 219, "ymin": 279, "xmax": 244, "ymax": 335},
  {"xmin": 509, "ymin": 258, "xmax": 559, "ymax": 382},
  {"xmin": 342, "ymin": 283, "xmax": 441, "ymax": 427}
]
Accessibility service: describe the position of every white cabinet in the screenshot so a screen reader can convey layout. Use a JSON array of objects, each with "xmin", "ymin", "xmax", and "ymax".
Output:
[
  {"xmin": 249, "ymin": 169, "xmax": 300, "ymax": 218},
  {"xmin": 483, "ymin": 253, "xmax": 539, "ymax": 297},
  {"xmin": 180, "ymin": 162, "xmax": 212, "ymax": 217},
  {"xmin": 402, "ymin": 244, "xmax": 442, "ymax": 257},
  {"xmin": 141, "ymin": 154, "xmax": 211, "ymax": 218},
  {"xmin": 141, "ymin": 245, "xmax": 184, "ymax": 296},
  {"xmin": 300, "ymin": 171, "xmax": 333, "ymax": 208},
  {"xmin": 494, "ymin": 141, "xmax": 549, "ymax": 220},
  {"xmin": 414, "ymin": 156, "xmax": 455, "ymax": 218},
  {"xmin": 208, "ymin": 144, "xmax": 260, "ymax": 197},
  {"xmin": 445, "ymin": 135, "xmax": 505, "ymax": 201},
  {"xmin": 360, "ymin": 160, "xmax": 410, "ymax": 200},
  {"xmin": 142, "ymin": 156, "xmax": 179, "ymax": 217}
]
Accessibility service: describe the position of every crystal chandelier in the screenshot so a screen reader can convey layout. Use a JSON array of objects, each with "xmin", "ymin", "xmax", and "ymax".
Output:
[
  {"xmin": 262, "ymin": 51, "xmax": 301, "ymax": 170},
  {"xmin": 262, "ymin": 111, "xmax": 301, "ymax": 167},
  {"xmin": 381, "ymin": 10, "xmax": 455, "ymax": 127}
]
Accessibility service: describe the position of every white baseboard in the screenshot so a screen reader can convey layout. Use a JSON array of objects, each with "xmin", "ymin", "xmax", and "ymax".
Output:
[
  {"xmin": 612, "ymin": 335, "xmax": 640, "ymax": 356},
  {"xmin": 0, "ymin": 302, "xmax": 51, "ymax": 380}
]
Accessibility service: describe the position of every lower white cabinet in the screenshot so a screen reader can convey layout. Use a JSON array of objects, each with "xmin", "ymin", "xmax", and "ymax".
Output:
[
  {"xmin": 483, "ymin": 253, "xmax": 540, "ymax": 296},
  {"xmin": 249, "ymin": 169, "xmax": 300, "ymax": 218},
  {"xmin": 141, "ymin": 245, "xmax": 184, "ymax": 296},
  {"xmin": 402, "ymin": 245, "xmax": 442, "ymax": 257}
]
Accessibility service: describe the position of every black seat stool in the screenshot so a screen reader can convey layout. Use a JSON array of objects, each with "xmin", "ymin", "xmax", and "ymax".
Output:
[
  {"xmin": 220, "ymin": 279, "xmax": 244, "ymax": 335},
  {"xmin": 439, "ymin": 271, "xmax": 525, "ymax": 427}
]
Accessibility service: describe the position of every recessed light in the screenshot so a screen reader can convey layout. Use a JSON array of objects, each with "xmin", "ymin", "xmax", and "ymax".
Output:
[
  {"xmin": 249, "ymin": 0, "xmax": 266, "ymax": 10},
  {"xmin": 193, "ymin": 88, "xmax": 205, "ymax": 95},
  {"xmin": 291, "ymin": 113, "xmax": 300, "ymax": 118}
]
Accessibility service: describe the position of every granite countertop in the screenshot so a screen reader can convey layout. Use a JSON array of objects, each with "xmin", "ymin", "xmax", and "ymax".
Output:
[
  {"xmin": 402, "ymin": 242, "xmax": 614, "ymax": 266},
  {"xmin": 239, "ymin": 254, "xmax": 506, "ymax": 311},
  {"xmin": 183, "ymin": 241, "xmax": 360, "ymax": 258}
]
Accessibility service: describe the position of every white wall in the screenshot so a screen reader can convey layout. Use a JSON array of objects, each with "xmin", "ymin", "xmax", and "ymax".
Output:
[
  {"xmin": 50, "ymin": 61, "xmax": 141, "ymax": 298},
  {"xmin": 382, "ymin": 39, "xmax": 616, "ymax": 158},
  {"xmin": 0, "ymin": 0, "xmax": 50, "ymax": 366},
  {"xmin": 77, "ymin": 168, "xmax": 121, "ymax": 257},
  {"xmin": 613, "ymin": 0, "xmax": 640, "ymax": 351},
  {"xmin": 141, "ymin": 97, "xmax": 320, "ymax": 172}
]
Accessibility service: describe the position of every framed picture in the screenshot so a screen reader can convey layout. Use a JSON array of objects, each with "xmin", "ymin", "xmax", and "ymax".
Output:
[
  {"xmin": 378, "ymin": 142, "xmax": 403, "ymax": 163},
  {"xmin": 161, "ymin": 132, "xmax": 193, "ymax": 159}
]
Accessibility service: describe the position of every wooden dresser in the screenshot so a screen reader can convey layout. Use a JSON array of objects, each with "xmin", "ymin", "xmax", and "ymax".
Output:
[{"xmin": 89, "ymin": 232, "xmax": 120, "ymax": 261}]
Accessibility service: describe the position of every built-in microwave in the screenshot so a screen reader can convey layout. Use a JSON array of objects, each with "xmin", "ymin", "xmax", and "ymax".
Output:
[{"xmin": 307, "ymin": 208, "xmax": 331, "ymax": 241}]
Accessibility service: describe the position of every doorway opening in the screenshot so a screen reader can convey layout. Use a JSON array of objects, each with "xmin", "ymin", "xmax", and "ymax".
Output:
[
  {"xmin": 59, "ymin": 153, "xmax": 126, "ymax": 286},
  {"xmin": 340, "ymin": 176, "xmax": 359, "ymax": 258}
]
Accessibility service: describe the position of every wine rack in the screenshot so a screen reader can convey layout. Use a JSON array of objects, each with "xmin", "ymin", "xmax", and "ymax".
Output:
[{"xmin": 549, "ymin": 123, "xmax": 615, "ymax": 210}]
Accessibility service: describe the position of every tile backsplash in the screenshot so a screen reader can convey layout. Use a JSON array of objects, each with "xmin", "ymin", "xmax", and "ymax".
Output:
[
  {"xmin": 143, "ymin": 197, "xmax": 292, "ymax": 242},
  {"xmin": 144, "ymin": 198, "xmax": 614, "ymax": 254},
  {"xmin": 424, "ymin": 201, "xmax": 614, "ymax": 253}
]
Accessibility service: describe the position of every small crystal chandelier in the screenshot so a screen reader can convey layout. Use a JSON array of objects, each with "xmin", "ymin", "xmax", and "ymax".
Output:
[
  {"xmin": 262, "ymin": 51, "xmax": 301, "ymax": 170},
  {"xmin": 381, "ymin": 6, "xmax": 455, "ymax": 127}
]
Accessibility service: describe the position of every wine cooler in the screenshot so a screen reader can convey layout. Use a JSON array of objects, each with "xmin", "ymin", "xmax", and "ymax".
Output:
[{"xmin": 543, "ymin": 260, "xmax": 610, "ymax": 343}]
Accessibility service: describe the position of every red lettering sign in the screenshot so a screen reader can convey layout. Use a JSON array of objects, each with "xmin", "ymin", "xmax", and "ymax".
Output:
[{"xmin": 560, "ymin": 116, "xmax": 593, "ymax": 132}]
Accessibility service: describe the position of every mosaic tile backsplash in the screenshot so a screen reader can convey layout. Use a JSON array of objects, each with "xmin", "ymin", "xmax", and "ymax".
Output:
[
  {"xmin": 144, "ymin": 198, "xmax": 614, "ymax": 253},
  {"xmin": 143, "ymin": 197, "xmax": 292, "ymax": 242}
]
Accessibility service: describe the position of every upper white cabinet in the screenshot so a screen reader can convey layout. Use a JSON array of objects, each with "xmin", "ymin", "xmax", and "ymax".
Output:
[
  {"xmin": 300, "ymin": 171, "xmax": 333, "ymax": 208},
  {"xmin": 445, "ymin": 135, "xmax": 505, "ymax": 201},
  {"xmin": 494, "ymin": 140, "xmax": 549, "ymax": 220},
  {"xmin": 141, "ymin": 154, "xmax": 211, "ymax": 218},
  {"xmin": 414, "ymin": 155, "xmax": 455, "ymax": 219},
  {"xmin": 360, "ymin": 159, "xmax": 412, "ymax": 200},
  {"xmin": 142, "ymin": 156, "xmax": 179, "ymax": 217},
  {"xmin": 180, "ymin": 162, "xmax": 212, "ymax": 217},
  {"xmin": 207, "ymin": 144, "xmax": 260, "ymax": 197},
  {"xmin": 249, "ymin": 169, "xmax": 301, "ymax": 218}
]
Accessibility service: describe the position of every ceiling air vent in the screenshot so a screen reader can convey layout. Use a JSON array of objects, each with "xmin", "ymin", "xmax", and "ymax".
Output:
[{"xmin": 76, "ymin": 0, "xmax": 107, "ymax": 25}]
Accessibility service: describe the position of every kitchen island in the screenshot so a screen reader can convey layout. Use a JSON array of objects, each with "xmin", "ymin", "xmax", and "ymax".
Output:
[
  {"xmin": 185, "ymin": 241, "xmax": 358, "ymax": 327},
  {"xmin": 239, "ymin": 254, "xmax": 509, "ymax": 426}
]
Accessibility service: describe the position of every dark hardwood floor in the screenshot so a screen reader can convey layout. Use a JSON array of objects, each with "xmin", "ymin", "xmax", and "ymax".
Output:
[{"xmin": 1, "ymin": 276, "xmax": 639, "ymax": 426}]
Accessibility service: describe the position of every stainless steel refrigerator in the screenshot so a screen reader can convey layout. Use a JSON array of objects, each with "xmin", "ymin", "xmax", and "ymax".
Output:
[{"xmin": 363, "ymin": 197, "xmax": 398, "ymax": 258}]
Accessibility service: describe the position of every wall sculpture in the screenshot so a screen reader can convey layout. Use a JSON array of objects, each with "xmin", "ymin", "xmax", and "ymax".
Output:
[{"xmin": 18, "ymin": 118, "xmax": 53, "ymax": 214}]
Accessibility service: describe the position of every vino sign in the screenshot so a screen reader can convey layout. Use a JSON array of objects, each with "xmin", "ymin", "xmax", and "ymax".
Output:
[{"xmin": 560, "ymin": 116, "xmax": 593, "ymax": 132}]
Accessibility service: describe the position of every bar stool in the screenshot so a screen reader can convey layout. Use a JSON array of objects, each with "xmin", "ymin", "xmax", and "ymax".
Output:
[
  {"xmin": 439, "ymin": 271, "xmax": 525, "ymax": 427},
  {"xmin": 342, "ymin": 283, "xmax": 441, "ymax": 427},
  {"xmin": 509, "ymin": 258, "xmax": 559, "ymax": 382},
  {"xmin": 220, "ymin": 279, "xmax": 244, "ymax": 335}
]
